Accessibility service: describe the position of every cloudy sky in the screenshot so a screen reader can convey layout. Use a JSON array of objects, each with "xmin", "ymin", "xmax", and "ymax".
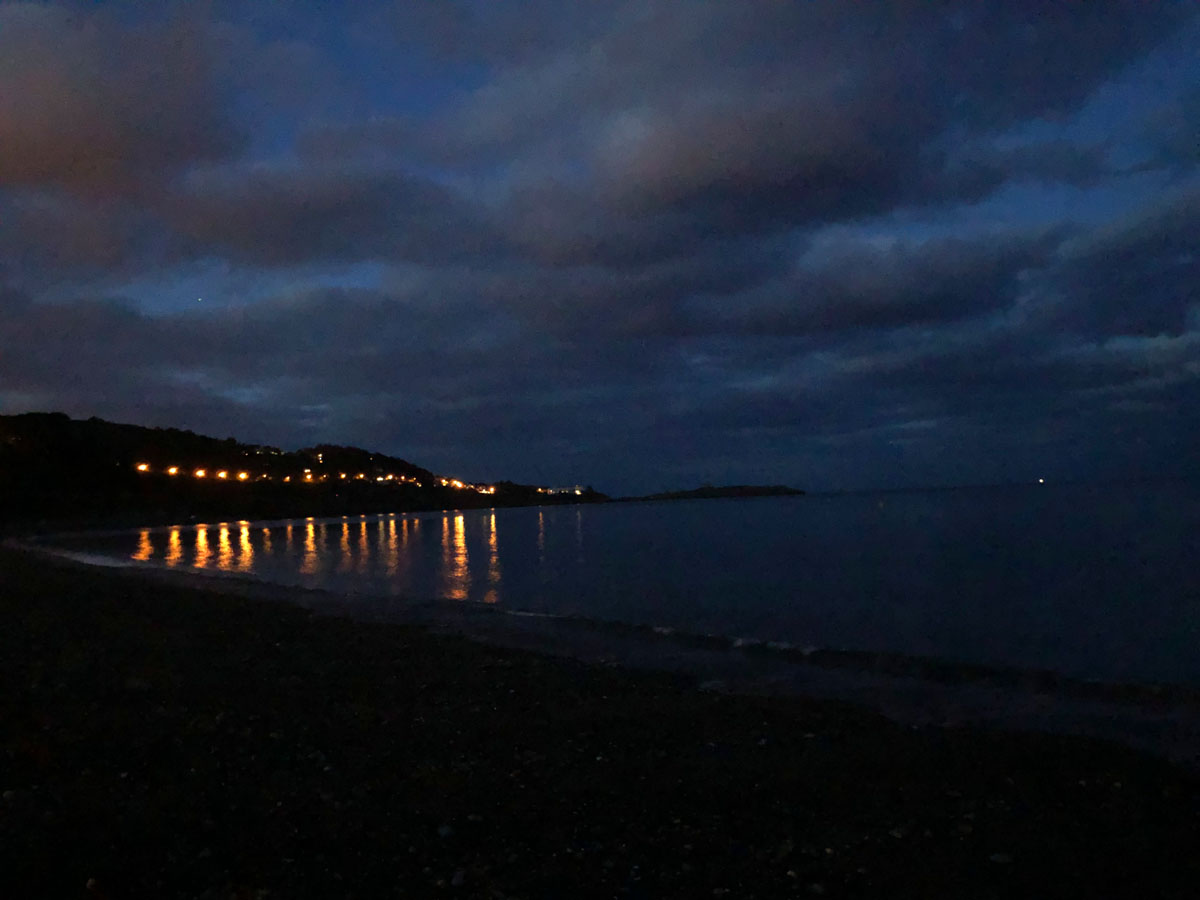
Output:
[{"xmin": 1, "ymin": 2, "xmax": 1196, "ymax": 493}]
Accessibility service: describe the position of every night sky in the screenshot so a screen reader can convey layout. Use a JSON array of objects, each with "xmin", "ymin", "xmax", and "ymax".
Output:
[{"xmin": 1, "ymin": 2, "xmax": 1197, "ymax": 494}]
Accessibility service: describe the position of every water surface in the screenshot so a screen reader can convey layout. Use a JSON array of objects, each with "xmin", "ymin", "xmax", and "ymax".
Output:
[{"xmin": 57, "ymin": 480, "xmax": 1200, "ymax": 686}]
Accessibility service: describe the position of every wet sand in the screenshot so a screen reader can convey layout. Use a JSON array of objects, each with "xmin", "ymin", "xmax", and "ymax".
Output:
[{"xmin": 2, "ymin": 546, "xmax": 1198, "ymax": 898}]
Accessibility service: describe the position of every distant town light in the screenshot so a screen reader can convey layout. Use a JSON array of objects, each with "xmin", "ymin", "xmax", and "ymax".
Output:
[
  {"xmin": 283, "ymin": 476, "xmax": 291, "ymax": 483},
  {"xmin": 216, "ymin": 470, "xmax": 228, "ymax": 479},
  {"xmin": 339, "ymin": 472, "xmax": 346, "ymax": 479},
  {"xmin": 167, "ymin": 466, "xmax": 179, "ymax": 476},
  {"xmin": 304, "ymin": 472, "xmax": 313, "ymax": 481},
  {"xmin": 237, "ymin": 471, "xmax": 249, "ymax": 481},
  {"xmin": 136, "ymin": 463, "xmax": 150, "ymax": 472},
  {"xmin": 194, "ymin": 469, "xmax": 207, "ymax": 478}
]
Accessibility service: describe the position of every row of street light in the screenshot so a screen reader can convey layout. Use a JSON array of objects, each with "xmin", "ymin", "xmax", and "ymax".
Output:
[{"xmin": 134, "ymin": 462, "xmax": 498, "ymax": 494}]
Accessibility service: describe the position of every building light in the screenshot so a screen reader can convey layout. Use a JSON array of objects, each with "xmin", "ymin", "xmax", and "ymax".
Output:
[
  {"xmin": 304, "ymin": 473, "xmax": 313, "ymax": 481},
  {"xmin": 237, "ymin": 472, "xmax": 249, "ymax": 481},
  {"xmin": 283, "ymin": 476, "xmax": 291, "ymax": 483},
  {"xmin": 167, "ymin": 466, "xmax": 179, "ymax": 476},
  {"xmin": 136, "ymin": 463, "xmax": 150, "ymax": 472},
  {"xmin": 339, "ymin": 473, "xmax": 346, "ymax": 479},
  {"xmin": 216, "ymin": 471, "xmax": 228, "ymax": 479},
  {"xmin": 194, "ymin": 469, "xmax": 207, "ymax": 478}
]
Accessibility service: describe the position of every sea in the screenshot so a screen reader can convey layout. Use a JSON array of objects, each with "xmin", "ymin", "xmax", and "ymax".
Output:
[{"xmin": 50, "ymin": 479, "xmax": 1200, "ymax": 689}]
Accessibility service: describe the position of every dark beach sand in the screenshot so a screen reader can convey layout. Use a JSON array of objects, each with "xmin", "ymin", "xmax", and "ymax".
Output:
[{"xmin": 2, "ymin": 547, "xmax": 1198, "ymax": 899}]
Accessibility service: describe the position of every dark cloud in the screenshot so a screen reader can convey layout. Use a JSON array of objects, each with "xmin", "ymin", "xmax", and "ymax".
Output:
[
  {"xmin": 1144, "ymin": 87, "xmax": 1200, "ymax": 169},
  {"xmin": 0, "ymin": 190, "xmax": 166, "ymax": 289},
  {"xmin": 418, "ymin": 1, "xmax": 1190, "ymax": 235},
  {"xmin": 692, "ymin": 230, "xmax": 1062, "ymax": 337},
  {"xmin": 1, "ymin": 2, "xmax": 1197, "ymax": 492},
  {"xmin": 0, "ymin": 4, "xmax": 242, "ymax": 193},
  {"xmin": 932, "ymin": 141, "xmax": 1117, "ymax": 202},
  {"xmin": 160, "ymin": 164, "xmax": 500, "ymax": 266},
  {"xmin": 1050, "ymin": 184, "xmax": 1200, "ymax": 337}
]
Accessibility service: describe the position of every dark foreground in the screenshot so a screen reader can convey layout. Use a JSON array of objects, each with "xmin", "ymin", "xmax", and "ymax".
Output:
[{"xmin": 2, "ymin": 549, "xmax": 1197, "ymax": 899}]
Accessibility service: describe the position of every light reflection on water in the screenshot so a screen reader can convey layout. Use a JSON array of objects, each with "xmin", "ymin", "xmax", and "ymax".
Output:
[
  {"xmin": 62, "ymin": 482, "xmax": 1200, "ymax": 685},
  {"xmin": 338, "ymin": 521, "xmax": 352, "ymax": 572},
  {"xmin": 485, "ymin": 512, "xmax": 501, "ymax": 604},
  {"xmin": 217, "ymin": 524, "xmax": 233, "ymax": 570},
  {"xmin": 443, "ymin": 514, "xmax": 469, "ymax": 600},
  {"xmin": 238, "ymin": 524, "xmax": 252, "ymax": 572},
  {"xmin": 301, "ymin": 521, "xmax": 317, "ymax": 575},
  {"xmin": 132, "ymin": 510, "xmax": 514, "ymax": 608},
  {"xmin": 167, "ymin": 528, "xmax": 182, "ymax": 567},
  {"xmin": 133, "ymin": 529, "xmax": 153, "ymax": 561},
  {"xmin": 195, "ymin": 526, "xmax": 210, "ymax": 567}
]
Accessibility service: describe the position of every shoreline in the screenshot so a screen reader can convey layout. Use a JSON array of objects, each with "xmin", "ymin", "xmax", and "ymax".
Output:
[
  {"xmin": 15, "ymin": 536, "xmax": 1200, "ymax": 770},
  {"xmin": 3, "ymin": 545, "xmax": 1199, "ymax": 896}
]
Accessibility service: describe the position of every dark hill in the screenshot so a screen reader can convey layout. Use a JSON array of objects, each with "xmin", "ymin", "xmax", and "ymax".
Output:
[{"xmin": 0, "ymin": 412, "xmax": 605, "ymax": 531}]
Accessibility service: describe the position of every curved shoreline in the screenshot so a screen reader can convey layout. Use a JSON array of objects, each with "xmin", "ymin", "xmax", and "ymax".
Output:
[
  {"xmin": 13, "ymin": 536, "xmax": 1200, "ymax": 770},
  {"xmin": 3, "ymin": 541, "xmax": 1199, "ymax": 897}
]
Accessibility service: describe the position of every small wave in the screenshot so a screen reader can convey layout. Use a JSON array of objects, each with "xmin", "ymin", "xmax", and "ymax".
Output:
[
  {"xmin": 41, "ymin": 549, "xmax": 146, "ymax": 569},
  {"xmin": 504, "ymin": 609, "xmax": 571, "ymax": 620}
]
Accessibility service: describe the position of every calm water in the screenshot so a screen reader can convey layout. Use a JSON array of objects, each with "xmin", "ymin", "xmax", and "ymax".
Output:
[{"xmin": 59, "ymin": 481, "xmax": 1200, "ymax": 686}]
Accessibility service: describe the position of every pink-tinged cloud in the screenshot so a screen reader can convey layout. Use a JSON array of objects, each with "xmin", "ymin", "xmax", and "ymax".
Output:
[{"xmin": 0, "ymin": 4, "xmax": 240, "ymax": 193}]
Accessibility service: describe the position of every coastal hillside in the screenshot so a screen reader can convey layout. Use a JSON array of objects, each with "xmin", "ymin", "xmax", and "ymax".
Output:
[{"xmin": 0, "ymin": 412, "xmax": 605, "ymax": 529}]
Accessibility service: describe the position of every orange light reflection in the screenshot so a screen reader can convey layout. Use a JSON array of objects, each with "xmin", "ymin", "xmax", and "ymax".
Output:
[
  {"xmin": 238, "ymin": 524, "xmax": 252, "ymax": 571},
  {"xmin": 132, "ymin": 529, "xmax": 153, "ymax": 561},
  {"xmin": 484, "ymin": 513, "xmax": 501, "ymax": 604},
  {"xmin": 195, "ymin": 526, "xmax": 211, "ymax": 567},
  {"xmin": 217, "ymin": 524, "xmax": 233, "ymax": 570}
]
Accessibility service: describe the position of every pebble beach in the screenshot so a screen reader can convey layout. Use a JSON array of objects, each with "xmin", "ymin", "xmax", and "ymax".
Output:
[{"xmin": 2, "ymin": 546, "xmax": 1198, "ymax": 898}]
